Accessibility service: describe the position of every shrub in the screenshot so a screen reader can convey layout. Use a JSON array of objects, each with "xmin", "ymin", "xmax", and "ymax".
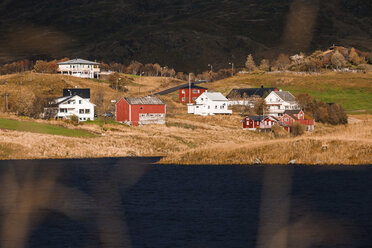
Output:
[
  {"xmin": 291, "ymin": 122, "xmax": 305, "ymax": 136},
  {"xmin": 69, "ymin": 115, "xmax": 80, "ymax": 126},
  {"xmin": 271, "ymin": 124, "xmax": 289, "ymax": 138}
]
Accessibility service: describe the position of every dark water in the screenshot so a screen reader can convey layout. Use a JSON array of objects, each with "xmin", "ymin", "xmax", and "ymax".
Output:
[{"xmin": 0, "ymin": 158, "xmax": 371, "ymax": 248}]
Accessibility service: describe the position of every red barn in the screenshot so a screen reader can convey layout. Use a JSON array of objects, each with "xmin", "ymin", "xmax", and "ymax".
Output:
[
  {"xmin": 179, "ymin": 84, "xmax": 207, "ymax": 103},
  {"xmin": 242, "ymin": 116, "xmax": 278, "ymax": 130},
  {"xmin": 115, "ymin": 97, "xmax": 166, "ymax": 126}
]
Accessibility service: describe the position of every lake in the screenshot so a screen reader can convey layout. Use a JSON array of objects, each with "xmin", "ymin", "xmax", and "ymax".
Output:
[{"xmin": 0, "ymin": 158, "xmax": 371, "ymax": 248}]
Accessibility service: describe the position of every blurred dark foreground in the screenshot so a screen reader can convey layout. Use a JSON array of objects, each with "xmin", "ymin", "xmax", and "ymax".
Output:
[{"xmin": 0, "ymin": 158, "xmax": 371, "ymax": 248}]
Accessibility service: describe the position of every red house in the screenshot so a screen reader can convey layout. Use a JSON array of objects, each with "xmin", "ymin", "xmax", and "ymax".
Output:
[
  {"xmin": 179, "ymin": 84, "xmax": 207, "ymax": 103},
  {"xmin": 279, "ymin": 110, "xmax": 315, "ymax": 132},
  {"xmin": 115, "ymin": 96, "xmax": 166, "ymax": 126},
  {"xmin": 242, "ymin": 116, "xmax": 278, "ymax": 130}
]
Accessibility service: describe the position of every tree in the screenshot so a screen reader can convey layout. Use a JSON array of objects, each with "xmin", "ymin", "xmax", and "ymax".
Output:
[
  {"xmin": 259, "ymin": 59, "xmax": 270, "ymax": 72},
  {"xmin": 291, "ymin": 122, "xmax": 305, "ymax": 136},
  {"xmin": 245, "ymin": 54, "xmax": 256, "ymax": 71},
  {"xmin": 348, "ymin": 47, "xmax": 364, "ymax": 65},
  {"xmin": 275, "ymin": 54, "xmax": 290, "ymax": 70},
  {"xmin": 331, "ymin": 50, "xmax": 346, "ymax": 69},
  {"xmin": 176, "ymin": 72, "xmax": 185, "ymax": 80},
  {"xmin": 296, "ymin": 93, "xmax": 313, "ymax": 111},
  {"xmin": 168, "ymin": 68, "xmax": 176, "ymax": 78},
  {"xmin": 153, "ymin": 63, "xmax": 161, "ymax": 76},
  {"xmin": 99, "ymin": 62, "xmax": 110, "ymax": 72},
  {"xmin": 127, "ymin": 61, "xmax": 143, "ymax": 75},
  {"xmin": 33, "ymin": 60, "xmax": 58, "ymax": 73},
  {"xmin": 108, "ymin": 73, "xmax": 130, "ymax": 91},
  {"xmin": 254, "ymin": 98, "xmax": 268, "ymax": 115}
]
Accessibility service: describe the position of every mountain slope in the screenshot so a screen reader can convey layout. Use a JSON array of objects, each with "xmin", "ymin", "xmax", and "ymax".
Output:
[{"xmin": 0, "ymin": 0, "xmax": 371, "ymax": 72}]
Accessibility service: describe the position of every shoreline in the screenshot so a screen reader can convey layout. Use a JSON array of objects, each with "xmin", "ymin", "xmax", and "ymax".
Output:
[{"xmin": 0, "ymin": 156, "xmax": 371, "ymax": 166}]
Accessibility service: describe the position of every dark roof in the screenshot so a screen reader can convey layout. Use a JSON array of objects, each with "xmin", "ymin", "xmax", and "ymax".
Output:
[
  {"xmin": 179, "ymin": 83, "xmax": 207, "ymax": 90},
  {"xmin": 63, "ymin": 88, "xmax": 90, "ymax": 99},
  {"xmin": 57, "ymin": 59, "xmax": 100, "ymax": 65},
  {"xmin": 283, "ymin": 110, "xmax": 302, "ymax": 115},
  {"xmin": 124, "ymin": 97, "xmax": 165, "ymax": 105},
  {"xmin": 245, "ymin": 115, "xmax": 268, "ymax": 121},
  {"xmin": 226, "ymin": 88, "xmax": 277, "ymax": 99},
  {"xmin": 48, "ymin": 96, "xmax": 74, "ymax": 107}
]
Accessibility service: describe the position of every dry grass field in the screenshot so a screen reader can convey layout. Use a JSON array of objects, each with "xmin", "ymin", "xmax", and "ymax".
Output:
[
  {"xmin": 0, "ymin": 72, "xmax": 185, "ymax": 114},
  {"xmin": 0, "ymin": 72, "xmax": 371, "ymax": 165},
  {"xmin": 0, "ymin": 112, "xmax": 371, "ymax": 165}
]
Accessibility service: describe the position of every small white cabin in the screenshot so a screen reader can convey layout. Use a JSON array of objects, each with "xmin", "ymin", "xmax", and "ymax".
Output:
[{"xmin": 187, "ymin": 92, "xmax": 232, "ymax": 116}]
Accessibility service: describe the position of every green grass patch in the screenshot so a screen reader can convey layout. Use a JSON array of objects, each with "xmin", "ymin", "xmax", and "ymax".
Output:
[
  {"xmin": 0, "ymin": 118, "xmax": 96, "ymax": 137},
  {"xmin": 84, "ymin": 117, "xmax": 121, "ymax": 127},
  {"xmin": 216, "ymin": 73, "xmax": 372, "ymax": 113}
]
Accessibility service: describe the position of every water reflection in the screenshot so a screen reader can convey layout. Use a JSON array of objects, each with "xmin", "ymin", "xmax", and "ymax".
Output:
[{"xmin": 0, "ymin": 160, "xmax": 370, "ymax": 248}]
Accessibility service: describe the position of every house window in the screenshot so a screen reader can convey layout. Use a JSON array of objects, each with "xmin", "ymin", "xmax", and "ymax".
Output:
[
  {"xmin": 85, "ymin": 109, "xmax": 90, "ymax": 114},
  {"xmin": 182, "ymin": 97, "xmax": 185, "ymax": 101},
  {"xmin": 182, "ymin": 90, "xmax": 185, "ymax": 93},
  {"xmin": 79, "ymin": 118, "xmax": 82, "ymax": 120},
  {"xmin": 196, "ymin": 106, "xmax": 199, "ymax": 108},
  {"xmin": 192, "ymin": 89, "xmax": 197, "ymax": 93},
  {"xmin": 220, "ymin": 105, "xmax": 224, "ymax": 109},
  {"xmin": 60, "ymin": 108, "xmax": 67, "ymax": 113},
  {"xmin": 140, "ymin": 107, "xmax": 143, "ymax": 109},
  {"xmin": 150, "ymin": 114, "xmax": 155, "ymax": 117},
  {"xmin": 208, "ymin": 106, "xmax": 210, "ymax": 109},
  {"xmin": 215, "ymin": 105, "xmax": 218, "ymax": 109},
  {"xmin": 79, "ymin": 109, "xmax": 84, "ymax": 114},
  {"xmin": 286, "ymin": 118, "xmax": 289, "ymax": 121},
  {"xmin": 140, "ymin": 114, "xmax": 146, "ymax": 117},
  {"xmin": 79, "ymin": 100, "xmax": 82, "ymax": 104},
  {"xmin": 192, "ymin": 97, "xmax": 196, "ymax": 101}
]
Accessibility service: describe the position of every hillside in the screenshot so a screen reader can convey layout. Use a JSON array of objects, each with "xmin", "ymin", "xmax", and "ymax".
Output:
[
  {"xmin": 0, "ymin": 0, "xmax": 371, "ymax": 72},
  {"xmin": 203, "ymin": 72, "xmax": 372, "ymax": 114},
  {"xmin": 0, "ymin": 72, "xmax": 185, "ymax": 114},
  {"xmin": 0, "ymin": 72, "xmax": 371, "ymax": 164}
]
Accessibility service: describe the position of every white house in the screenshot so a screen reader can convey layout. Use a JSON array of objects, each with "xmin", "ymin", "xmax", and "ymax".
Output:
[
  {"xmin": 187, "ymin": 92, "xmax": 232, "ymax": 116},
  {"xmin": 44, "ymin": 95, "xmax": 95, "ymax": 122},
  {"xmin": 265, "ymin": 90, "xmax": 299, "ymax": 116},
  {"xmin": 57, "ymin": 59, "xmax": 100, "ymax": 79}
]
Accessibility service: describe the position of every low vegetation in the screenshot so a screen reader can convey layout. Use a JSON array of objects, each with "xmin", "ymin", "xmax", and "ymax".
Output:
[
  {"xmin": 0, "ymin": 118, "xmax": 95, "ymax": 137},
  {"xmin": 0, "ymin": 71, "xmax": 370, "ymax": 164}
]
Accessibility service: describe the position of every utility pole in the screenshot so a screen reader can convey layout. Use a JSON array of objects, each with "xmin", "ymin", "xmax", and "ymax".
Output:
[
  {"xmin": 188, "ymin": 73, "xmax": 191, "ymax": 103},
  {"xmin": 229, "ymin": 62, "xmax": 234, "ymax": 77},
  {"xmin": 5, "ymin": 93, "xmax": 9, "ymax": 112},
  {"xmin": 208, "ymin": 64, "xmax": 213, "ymax": 72}
]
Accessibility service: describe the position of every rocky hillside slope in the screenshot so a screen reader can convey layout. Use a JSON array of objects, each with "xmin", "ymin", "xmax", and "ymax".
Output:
[{"xmin": 0, "ymin": 0, "xmax": 371, "ymax": 72}]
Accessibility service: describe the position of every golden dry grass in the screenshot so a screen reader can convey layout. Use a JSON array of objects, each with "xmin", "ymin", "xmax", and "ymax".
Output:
[
  {"xmin": 0, "ymin": 112, "xmax": 370, "ymax": 165},
  {"xmin": 0, "ymin": 72, "xmax": 371, "ymax": 164},
  {"xmin": 0, "ymin": 72, "xmax": 185, "ymax": 113}
]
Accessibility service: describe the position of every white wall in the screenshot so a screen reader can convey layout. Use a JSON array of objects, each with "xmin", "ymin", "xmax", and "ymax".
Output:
[
  {"xmin": 189, "ymin": 93, "xmax": 232, "ymax": 116},
  {"xmin": 265, "ymin": 92, "xmax": 299, "ymax": 116},
  {"xmin": 56, "ymin": 96, "xmax": 95, "ymax": 121}
]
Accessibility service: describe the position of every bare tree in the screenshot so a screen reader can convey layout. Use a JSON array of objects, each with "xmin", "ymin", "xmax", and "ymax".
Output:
[
  {"xmin": 331, "ymin": 50, "xmax": 346, "ymax": 70},
  {"xmin": 245, "ymin": 54, "xmax": 256, "ymax": 71}
]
